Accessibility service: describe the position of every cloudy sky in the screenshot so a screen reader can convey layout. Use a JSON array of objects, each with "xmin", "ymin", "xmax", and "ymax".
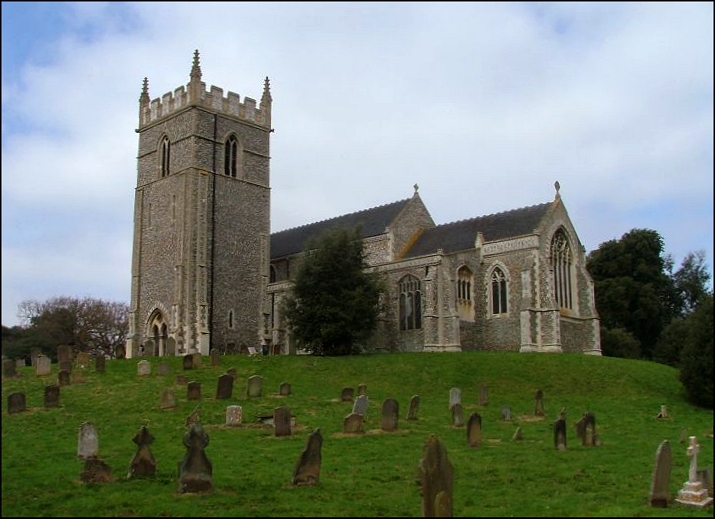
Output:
[{"xmin": 2, "ymin": 2, "xmax": 713, "ymax": 327}]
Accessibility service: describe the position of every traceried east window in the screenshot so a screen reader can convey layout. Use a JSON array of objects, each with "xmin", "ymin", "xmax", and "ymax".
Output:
[
  {"xmin": 224, "ymin": 135, "xmax": 239, "ymax": 178},
  {"xmin": 551, "ymin": 229, "xmax": 573, "ymax": 310},
  {"xmin": 491, "ymin": 267, "xmax": 508, "ymax": 315},
  {"xmin": 160, "ymin": 136, "xmax": 170, "ymax": 177},
  {"xmin": 399, "ymin": 275, "xmax": 422, "ymax": 331}
]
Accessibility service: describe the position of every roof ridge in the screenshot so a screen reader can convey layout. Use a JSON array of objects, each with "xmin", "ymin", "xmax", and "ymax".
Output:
[{"xmin": 436, "ymin": 201, "xmax": 550, "ymax": 228}]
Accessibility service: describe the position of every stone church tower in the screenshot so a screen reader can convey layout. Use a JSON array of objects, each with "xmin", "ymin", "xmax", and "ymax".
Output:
[{"xmin": 125, "ymin": 50, "xmax": 272, "ymax": 358}]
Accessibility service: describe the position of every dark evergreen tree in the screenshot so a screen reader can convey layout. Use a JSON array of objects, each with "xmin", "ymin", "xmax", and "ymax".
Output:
[{"xmin": 678, "ymin": 293, "xmax": 713, "ymax": 409}]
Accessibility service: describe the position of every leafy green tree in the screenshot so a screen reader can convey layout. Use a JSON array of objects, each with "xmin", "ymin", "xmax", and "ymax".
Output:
[
  {"xmin": 599, "ymin": 327, "xmax": 641, "ymax": 359},
  {"xmin": 671, "ymin": 250, "xmax": 711, "ymax": 317},
  {"xmin": 678, "ymin": 292, "xmax": 713, "ymax": 409},
  {"xmin": 281, "ymin": 226, "xmax": 386, "ymax": 356}
]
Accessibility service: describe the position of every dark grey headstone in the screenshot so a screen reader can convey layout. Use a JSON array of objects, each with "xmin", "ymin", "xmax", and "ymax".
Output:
[
  {"xmin": 7, "ymin": 392, "xmax": 26, "ymax": 414},
  {"xmin": 407, "ymin": 395, "xmax": 420, "ymax": 420},
  {"xmin": 500, "ymin": 405, "xmax": 513, "ymax": 421},
  {"xmin": 115, "ymin": 344, "xmax": 126, "ymax": 359},
  {"xmin": 649, "ymin": 440, "xmax": 672, "ymax": 507},
  {"xmin": 467, "ymin": 412, "xmax": 482, "ymax": 448},
  {"xmin": 274, "ymin": 406, "xmax": 292, "ymax": 437},
  {"xmin": 57, "ymin": 345, "xmax": 72, "ymax": 364},
  {"xmin": 95, "ymin": 355, "xmax": 106, "ymax": 373},
  {"xmin": 554, "ymin": 418, "xmax": 567, "ymax": 451},
  {"xmin": 215, "ymin": 374, "xmax": 234, "ymax": 400},
  {"xmin": 576, "ymin": 412, "xmax": 597, "ymax": 446},
  {"xmin": 178, "ymin": 423, "xmax": 213, "ymax": 493},
  {"xmin": 419, "ymin": 434, "xmax": 454, "ymax": 517},
  {"xmin": 80, "ymin": 457, "xmax": 113, "ymax": 483},
  {"xmin": 44, "ymin": 384, "xmax": 60, "ymax": 408},
  {"xmin": 210, "ymin": 349, "xmax": 220, "ymax": 367},
  {"xmin": 58, "ymin": 369, "xmax": 71, "ymax": 387},
  {"xmin": 340, "ymin": 387, "xmax": 354, "ymax": 402},
  {"xmin": 534, "ymin": 389, "xmax": 545, "ymax": 416},
  {"xmin": 182, "ymin": 354, "xmax": 194, "ymax": 370},
  {"xmin": 127, "ymin": 426, "xmax": 156, "ymax": 478},
  {"xmin": 292, "ymin": 428, "xmax": 322, "ymax": 486},
  {"xmin": 185, "ymin": 406, "xmax": 201, "ymax": 428},
  {"xmin": 381, "ymin": 398, "xmax": 399, "ymax": 431},
  {"xmin": 352, "ymin": 394, "xmax": 369, "ymax": 416},
  {"xmin": 279, "ymin": 382, "xmax": 291, "ymax": 396},
  {"xmin": 187, "ymin": 381, "xmax": 202, "ymax": 401}
]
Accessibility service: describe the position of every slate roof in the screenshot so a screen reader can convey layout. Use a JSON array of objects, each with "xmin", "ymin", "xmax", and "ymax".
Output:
[
  {"xmin": 270, "ymin": 198, "xmax": 411, "ymax": 259},
  {"xmin": 402, "ymin": 202, "xmax": 552, "ymax": 258}
]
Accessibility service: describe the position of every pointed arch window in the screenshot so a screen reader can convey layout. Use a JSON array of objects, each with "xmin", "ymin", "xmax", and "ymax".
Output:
[
  {"xmin": 551, "ymin": 229, "xmax": 573, "ymax": 310},
  {"xmin": 491, "ymin": 267, "xmax": 508, "ymax": 315},
  {"xmin": 160, "ymin": 136, "xmax": 170, "ymax": 177},
  {"xmin": 224, "ymin": 135, "xmax": 239, "ymax": 177},
  {"xmin": 457, "ymin": 266, "xmax": 472, "ymax": 302},
  {"xmin": 399, "ymin": 275, "xmax": 422, "ymax": 330}
]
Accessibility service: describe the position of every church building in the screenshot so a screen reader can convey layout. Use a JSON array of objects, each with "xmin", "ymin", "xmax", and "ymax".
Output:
[{"xmin": 125, "ymin": 51, "xmax": 601, "ymax": 358}]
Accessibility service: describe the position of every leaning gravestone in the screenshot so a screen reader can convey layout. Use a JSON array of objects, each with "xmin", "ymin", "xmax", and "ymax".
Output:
[
  {"xmin": 127, "ymin": 426, "xmax": 156, "ymax": 478},
  {"xmin": 554, "ymin": 418, "xmax": 567, "ymax": 451},
  {"xmin": 340, "ymin": 387, "xmax": 355, "ymax": 402},
  {"xmin": 292, "ymin": 428, "xmax": 323, "ymax": 486},
  {"xmin": 77, "ymin": 422, "xmax": 99, "ymax": 460},
  {"xmin": 3, "ymin": 359, "xmax": 17, "ymax": 378},
  {"xmin": 178, "ymin": 423, "xmax": 213, "ymax": 493},
  {"xmin": 381, "ymin": 398, "xmax": 399, "ymax": 432},
  {"xmin": 225, "ymin": 405, "xmax": 243, "ymax": 426},
  {"xmin": 352, "ymin": 394, "xmax": 369, "ymax": 416},
  {"xmin": 274, "ymin": 406, "xmax": 292, "ymax": 437},
  {"xmin": 58, "ymin": 369, "xmax": 71, "ymax": 387},
  {"xmin": 478, "ymin": 384, "xmax": 488, "ymax": 406},
  {"xmin": 343, "ymin": 412, "xmax": 365, "ymax": 434},
  {"xmin": 137, "ymin": 360, "xmax": 151, "ymax": 377},
  {"xmin": 35, "ymin": 355, "xmax": 51, "ymax": 376},
  {"xmin": 247, "ymin": 375, "xmax": 263, "ymax": 397},
  {"xmin": 534, "ymin": 389, "xmax": 545, "ymax": 416},
  {"xmin": 419, "ymin": 434, "xmax": 454, "ymax": 517},
  {"xmin": 279, "ymin": 382, "xmax": 291, "ymax": 396},
  {"xmin": 95, "ymin": 355, "xmax": 105, "ymax": 373},
  {"xmin": 44, "ymin": 384, "xmax": 60, "ymax": 408},
  {"xmin": 449, "ymin": 387, "xmax": 461, "ymax": 409},
  {"xmin": 451, "ymin": 403, "xmax": 464, "ymax": 427},
  {"xmin": 187, "ymin": 381, "xmax": 202, "ymax": 401},
  {"xmin": 57, "ymin": 344, "xmax": 72, "ymax": 364},
  {"xmin": 160, "ymin": 388, "xmax": 177, "ymax": 409},
  {"xmin": 466, "ymin": 412, "xmax": 482, "ymax": 448},
  {"xmin": 7, "ymin": 392, "xmax": 26, "ymax": 414},
  {"xmin": 576, "ymin": 412, "xmax": 597, "ymax": 446},
  {"xmin": 500, "ymin": 405, "xmax": 513, "ymax": 421},
  {"xmin": 407, "ymin": 395, "xmax": 420, "ymax": 420},
  {"xmin": 649, "ymin": 439, "xmax": 672, "ymax": 507},
  {"xmin": 215, "ymin": 374, "xmax": 233, "ymax": 400}
]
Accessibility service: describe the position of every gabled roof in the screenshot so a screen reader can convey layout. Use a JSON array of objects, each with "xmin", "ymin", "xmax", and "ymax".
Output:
[
  {"xmin": 402, "ymin": 202, "xmax": 552, "ymax": 258},
  {"xmin": 270, "ymin": 199, "xmax": 411, "ymax": 259}
]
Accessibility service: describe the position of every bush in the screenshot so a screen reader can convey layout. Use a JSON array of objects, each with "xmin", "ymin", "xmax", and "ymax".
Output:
[{"xmin": 599, "ymin": 326, "xmax": 641, "ymax": 359}]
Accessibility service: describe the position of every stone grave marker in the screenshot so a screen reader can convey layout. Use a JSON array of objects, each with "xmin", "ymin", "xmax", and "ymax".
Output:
[
  {"xmin": 407, "ymin": 395, "xmax": 420, "ymax": 420},
  {"xmin": 187, "ymin": 381, "xmax": 202, "ymax": 400},
  {"xmin": 500, "ymin": 405, "xmax": 513, "ymax": 421},
  {"xmin": 215, "ymin": 374, "xmax": 234, "ymax": 400},
  {"xmin": 185, "ymin": 406, "xmax": 201, "ymax": 428},
  {"xmin": 35, "ymin": 355, "xmax": 51, "ymax": 376},
  {"xmin": 80, "ymin": 457, "xmax": 113, "ymax": 484},
  {"xmin": 59, "ymin": 360, "xmax": 72, "ymax": 373},
  {"xmin": 352, "ymin": 394, "xmax": 369, "ymax": 416},
  {"xmin": 166, "ymin": 337, "xmax": 176, "ymax": 356},
  {"xmin": 478, "ymin": 384, "xmax": 488, "ymax": 406},
  {"xmin": 76, "ymin": 352, "xmax": 90, "ymax": 368},
  {"xmin": 95, "ymin": 355, "xmax": 105, "ymax": 373},
  {"xmin": 7, "ymin": 392, "xmax": 26, "ymax": 414},
  {"xmin": 183, "ymin": 354, "xmax": 194, "ymax": 370},
  {"xmin": 44, "ymin": 384, "xmax": 60, "ymax": 408},
  {"xmin": 30, "ymin": 347, "xmax": 41, "ymax": 367},
  {"xmin": 143, "ymin": 340, "xmax": 155, "ymax": 357},
  {"xmin": 78, "ymin": 422, "xmax": 99, "ymax": 460},
  {"xmin": 467, "ymin": 412, "xmax": 482, "ymax": 448},
  {"xmin": 419, "ymin": 434, "xmax": 454, "ymax": 518},
  {"xmin": 575, "ymin": 412, "xmax": 597, "ymax": 446},
  {"xmin": 15, "ymin": 358, "xmax": 26, "ymax": 368},
  {"xmin": 157, "ymin": 362, "xmax": 171, "ymax": 376},
  {"xmin": 72, "ymin": 370, "xmax": 86, "ymax": 384},
  {"xmin": 160, "ymin": 388, "xmax": 177, "ymax": 409},
  {"xmin": 343, "ymin": 412, "xmax": 365, "ymax": 434},
  {"xmin": 226, "ymin": 405, "xmax": 243, "ymax": 426},
  {"xmin": 675, "ymin": 436, "xmax": 714, "ymax": 507},
  {"xmin": 178, "ymin": 423, "xmax": 213, "ymax": 493},
  {"xmin": 247, "ymin": 375, "xmax": 263, "ymax": 397},
  {"xmin": 57, "ymin": 344, "xmax": 72, "ymax": 364},
  {"xmin": 340, "ymin": 387, "xmax": 354, "ymax": 402},
  {"xmin": 554, "ymin": 418, "xmax": 567, "ymax": 451},
  {"xmin": 127, "ymin": 426, "xmax": 156, "ymax": 478},
  {"xmin": 115, "ymin": 344, "xmax": 126, "ymax": 359},
  {"xmin": 656, "ymin": 404, "xmax": 667, "ymax": 419},
  {"xmin": 279, "ymin": 382, "xmax": 291, "ymax": 396},
  {"xmin": 176, "ymin": 374, "xmax": 188, "ymax": 385},
  {"xmin": 210, "ymin": 349, "xmax": 220, "ymax": 367},
  {"xmin": 58, "ymin": 369, "xmax": 71, "ymax": 387},
  {"xmin": 274, "ymin": 406, "xmax": 292, "ymax": 437},
  {"xmin": 292, "ymin": 428, "xmax": 322, "ymax": 486},
  {"xmin": 137, "ymin": 360, "xmax": 151, "ymax": 377},
  {"xmin": 449, "ymin": 387, "xmax": 461, "ymax": 409},
  {"xmin": 534, "ymin": 389, "xmax": 545, "ymax": 416},
  {"xmin": 381, "ymin": 398, "xmax": 399, "ymax": 432},
  {"xmin": 512, "ymin": 426, "xmax": 523, "ymax": 441},
  {"xmin": 3, "ymin": 359, "xmax": 17, "ymax": 378},
  {"xmin": 650, "ymin": 439, "xmax": 672, "ymax": 507},
  {"xmin": 357, "ymin": 383, "xmax": 367, "ymax": 396},
  {"xmin": 451, "ymin": 403, "xmax": 464, "ymax": 427},
  {"xmin": 679, "ymin": 428, "xmax": 688, "ymax": 443},
  {"xmin": 192, "ymin": 352, "xmax": 202, "ymax": 367}
]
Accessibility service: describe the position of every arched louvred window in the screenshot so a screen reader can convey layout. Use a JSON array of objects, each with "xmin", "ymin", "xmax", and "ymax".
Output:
[
  {"xmin": 160, "ymin": 136, "xmax": 170, "ymax": 177},
  {"xmin": 551, "ymin": 229, "xmax": 573, "ymax": 310},
  {"xmin": 224, "ymin": 135, "xmax": 239, "ymax": 177},
  {"xmin": 490, "ymin": 267, "xmax": 508, "ymax": 315},
  {"xmin": 399, "ymin": 275, "xmax": 422, "ymax": 330}
]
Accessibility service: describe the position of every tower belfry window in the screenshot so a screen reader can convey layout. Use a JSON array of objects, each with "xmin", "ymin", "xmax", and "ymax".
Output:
[
  {"xmin": 224, "ymin": 135, "xmax": 239, "ymax": 178},
  {"xmin": 160, "ymin": 136, "xmax": 170, "ymax": 177}
]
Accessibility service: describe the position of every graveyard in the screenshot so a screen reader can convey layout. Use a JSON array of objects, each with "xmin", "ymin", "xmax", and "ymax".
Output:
[{"xmin": 1, "ymin": 350, "xmax": 713, "ymax": 517}]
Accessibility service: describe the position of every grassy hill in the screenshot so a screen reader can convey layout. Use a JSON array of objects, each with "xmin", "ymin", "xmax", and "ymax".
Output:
[{"xmin": 1, "ymin": 351, "xmax": 713, "ymax": 517}]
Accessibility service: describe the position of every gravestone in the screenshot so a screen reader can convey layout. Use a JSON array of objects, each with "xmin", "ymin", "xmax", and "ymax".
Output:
[
  {"xmin": 187, "ymin": 381, "xmax": 202, "ymax": 401},
  {"xmin": 3, "ymin": 359, "xmax": 17, "ymax": 378},
  {"xmin": 449, "ymin": 387, "xmax": 461, "ymax": 409},
  {"xmin": 534, "ymin": 389, "xmax": 545, "ymax": 416},
  {"xmin": 679, "ymin": 428, "xmax": 688, "ymax": 443},
  {"xmin": 185, "ymin": 406, "xmax": 201, "ymax": 428},
  {"xmin": 357, "ymin": 383, "xmax": 367, "ymax": 396},
  {"xmin": 407, "ymin": 395, "xmax": 420, "ymax": 420},
  {"xmin": 292, "ymin": 428, "xmax": 323, "ymax": 486},
  {"xmin": 137, "ymin": 360, "xmax": 151, "ymax": 377},
  {"xmin": 44, "ymin": 384, "xmax": 60, "ymax": 408},
  {"xmin": 247, "ymin": 375, "xmax": 263, "ymax": 397},
  {"xmin": 127, "ymin": 426, "xmax": 156, "ymax": 478},
  {"xmin": 176, "ymin": 375, "xmax": 188, "ymax": 385},
  {"xmin": 554, "ymin": 418, "xmax": 567, "ymax": 451},
  {"xmin": 160, "ymin": 388, "xmax": 177, "ymax": 409},
  {"xmin": 226, "ymin": 367, "xmax": 237, "ymax": 379},
  {"xmin": 210, "ymin": 349, "xmax": 220, "ymax": 367},
  {"xmin": 215, "ymin": 374, "xmax": 234, "ymax": 400},
  {"xmin": 178, "ymin": 423, "xmax": 213, "ymax": 493},
  {"xmin": 656, "ymin": 405, "xmax": 667, "ymax": 419},
  {"xmin": 165, "ymin": 337, "xmax": 176, "ymax": 356},
  {"xmin": 35, "ymin": 355, "xmax": 51, "ymax": 376},
  {"xmin": 512, "ymin": 426, "xmax": 523, "ymax": 441},
  {"xmin": 381, "ymin": 398, "xmax": 399, "ymax": 432},
  {"xmin": 341, "ymin": 387, "xmax": 354, "ymax": 402},
  {"xmin": 30, "ymin": 347, "xmax": 42, "ymax": 366},
  {"xmin": 451, "ymin": 403, "xmax": 464, "ymax": 427},
  {"xmin": 649, "ymin": 440, "xmax": 672, "ymax": 507},
  {"xmin": 157, "ymin": 362, "xmax": 171, "ymax": 376},
  {"xmin": 343, "ymin": 412, "xmax": 365, "ymax": 434},
  {"xmin": 274, "ymin": 406, "xmax": 292, "ymax": 437},
  {"xmin": 575, "ymin": 412, "xmax": 597, "ymax": 446},
  {"xmin": 192, "ymin": 353, "xmax": 202, "ymax": 367},
  {"xmin": 144, "ymin": 340, "xmax": 155, "ymax": 356},
  {"xmin": 76, "ymin": 352, "xmax": 90, "ymax": 368},
  {"xmin": 419, "ymin": 434, "xmax": 454, "ymax": 518},
  {"xmin": 478, "ymin": 384, "xmax": 488, "ymax": 406},
  {"xmin": 279, "ymin": 382, "xmax": 291, "ymax": 396},
  {"xmin": 115, "ymin": 344, "xmax": 126, "ymax": 359},
  {"xmin": 95, "ymin": 355, "xmax": 105, "ymax": 373},
  {"xmin": 183, "ymin": 354, "xmax": 194, "ymax": 370},
  {"xmin": 15, "ymin": 358, "xmax": 26, "ymax": 368},
  {"xmin": 78, "ymin": 422, "xmax": 99, "ymax": 460},
  {"xmin": 352, "ymin": 394, "xmax": 369, "ymax": 416},
  {"xmin": 72, "ymin": 370, "xmax": 86, "ymax": 384},
  {"xmin": 57, "ymin": 345, "xmax": 72, "ymax": 364},
  {"xmin": 466, "ymin": 412, "xmax": 482, "ymax": 448},
  {"xmin": 675, "ymin": 436, "xmax": 714, "ymax": 507},
  {"xmin": 7, "ymin": 392, "xmax": 26, "ymax": 414},
  {"xmin": 59, "ymin": 360, "xmax": 72, "ymax": 373},
  {"xmin": 500, "ymin": 405, "xmax": 513, "ymax": 421},
  {"xmin": 80, "ymin": 457, "xmax": 113, "ymax": 483},
  {"xmin": 58, "ymin": 369, "xmax": 71, "ymax": 387},
  {"xmin": 226, "ymin": 405, "xmax": 243, "ymax": 426}
]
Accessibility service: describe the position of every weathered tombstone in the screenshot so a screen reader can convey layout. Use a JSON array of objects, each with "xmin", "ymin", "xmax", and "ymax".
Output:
[
  {"xmin": 697, "ymin": 467, "xmax": 713, "ymax": 495},
  {"xmin": 466, "ymin": 412, "xmax": 482, "ymax": 448},
  {"xmin": 215, "ymin": 374, "xmax": 234, "ymax": 400},
  {"xmin": 225, "ymin": 405, "xmax": 243, "ymax": 426},
  {"xmin": 35, "ymin": 355, "xmax": 51, "ymax": 376},
  {"xmin": 58, "ymin": 369, "xmax": 71, "ymax": 387},
  {"xmin": 352, "ymin": 394, "xmax": 369, "ymax": 416},
  {"xmin": 575, "ymin": 412, "xmax": 597, "ymax": 446},
  {"xmin": 57, "ymin": 344, "xmax": 72, "ymax": 364},
  {"xmin": 675, "ymin": 436, "xmax": 714, "ymax": 507},
  {"xmin": 407, "ymin": 395, "xmax": 420, "ymax": 420},
  {"xmin": 478, "ymin": 384, "xmax": 488, "ymax": 406},
  {"xmin": 210, "ymin": 349, "xmax": 220, "ymax": 367},
  {"xmin": 127, "ymin": 426, "xmax": 156, "ymax": 478},
  {"xmin": 679, "ymin": 428, "xmax": 688, "ymax": 443},
  {"xmin": 534, "ymin": 389, "xmax": 545, "ymax": 416},
  {"xmin": 656, "ymin": 404, "xmax": 667, "ymax": 419},
  {"xmin": 80, "ymin": 457, "xmax": 113, "ymax": 483},
  {"xmin": 160, "ymin": 388, "xmax": 177, "ymax": 409},
  {"xmin": 451, "ymin": 403, "xmax": 464, "ymax": 427},
  {"xmin": 7, "ymin": 392, "xmax": 26, "ymax": 414},
  {"xmin": 157, "ymin": 362, "xmax": 171, "ymax": 376},
  {"xmin": 76, "ymin": 352, "xmax": 90, "ymax": 368},
  {"xmin": 274, "ymin": 406, "xmax": 292, "ymax": 437},
  {"xmin": 357, "ymin": 383, "xmax": 367, "ymax": 396},
  {"xmin": 183, "ymin": 354, "xmax": 194, "ymax": 370},
  {"xmin": 279, "ymin": 382, "xmax": 291, "ymax": 396},
  {"xmin": 419, "ymin": 434, "xmax": 454, "ymax": 517},
  {"xmin": 178, "ymin": 423, "xmax": 213, "ymax": 493},
  {"xmin": 176, "ymin": 374, "xmax": 188, "ymax": 385},
  {"xmin": 165, "ymin": 337, "xmax": 176, "ymax": 356},
  {"xmin": 554, "ymin": 418, "xmax": 567, "ymax": 451},
  {"xmin": 30, "ymin": 347, "xmax": 41, "ymax": 367},
  {"xmin": 449, "ymin": 387, "xmax": 461, "ymax": 409},
  {"xmin": 185, "ymin": 406, "xmax": 201, "ymax": 428},
  {"xmin": 59, "ymin": 360, "xmax": 72, "ymax": 373},
  {"xmin": 291, "ymin": 428, "xmax": 322, "ymax": 486},
  {"xmin": 512, "ymin": 426, "xmax": 523, "ymax": 441},
  {"xmin": 500, "ymin": 405, "xmax": 513, "ymax": 421},
  {"xmin": 650, "ymin": 440, "xmax": 672, "ymax": 507},
  {"xmin": 115, "ymin": 344, "xmax": 126, "ymax": 359},
  {"xmin": 340, "ymin": 387, "xmax": 354, "ymax": 402},
  {"xmin": 72, "ymin": 370, "xmax": 86, "ymax": 384},
  {"xmin": 78, "ymin": 422, "xmax": 99, "ymax": 460},
  {"xmin": 15, "ymin": 358, "xmax": 26, "ymax": 368},
  {"xmin": 3, "ymin": 359, "xmax": 17, "ymax": 378},
  {"xmin": 144, "ymin": 340, "xmax": 155, "ymax": 357},
  {"xmin": 137, "ymin": 360, "xmax": 151, "ymax": 377},
  {"xmin": 381, "ymin": 398, "xmax": 399, "ymax": 432},
  {"xmin": 226, "ymin": 367, "xmax": 237, "ymax": 379},
  {"xmin": 95, "ymin": 355, "xmax": 105, "ymax": 373},
  {"xmin": 187, "ymin": 381, "xmax": 202, "ymax": 401},
  {"xmin": 192, "ymin": 353, "xmax": 202, "ymax": 367},
  {"xmin": 44, "ymin": 384, "xmax": 60, "ymax": 408},
  {"xmin": 343, "ymin": 412, "xmax": 365, "ymax": 434},
  {"xmin": 247, "ymin": 375, "xmax": 263, "ymax": 397}
]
